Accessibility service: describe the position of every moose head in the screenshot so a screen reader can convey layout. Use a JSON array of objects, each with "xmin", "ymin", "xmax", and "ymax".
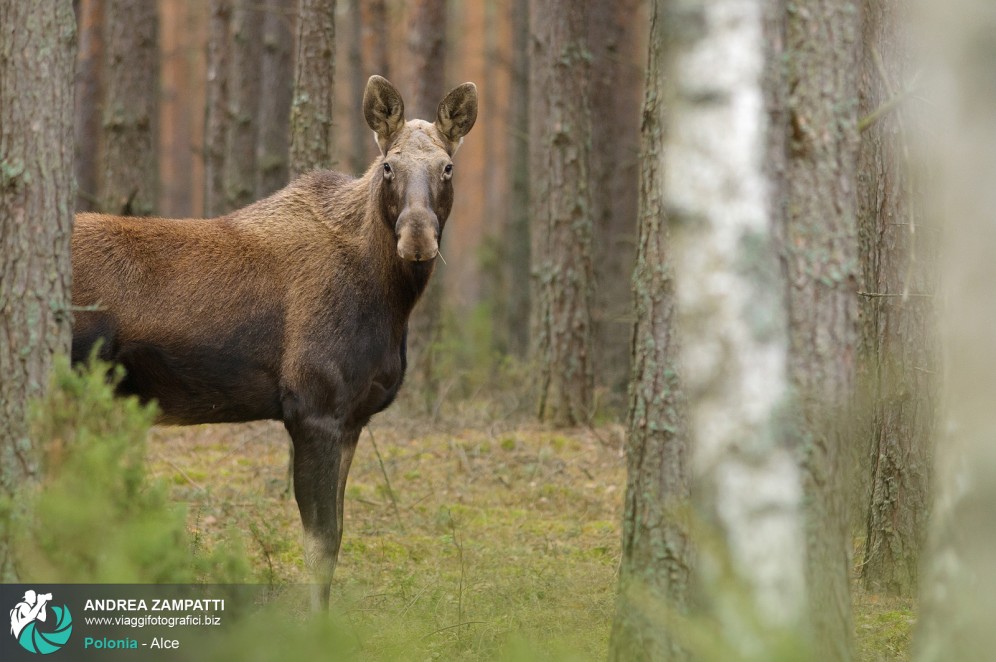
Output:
[{"xmin": 363, "ymin": 75, "xmax": 478, "ymax": 263}]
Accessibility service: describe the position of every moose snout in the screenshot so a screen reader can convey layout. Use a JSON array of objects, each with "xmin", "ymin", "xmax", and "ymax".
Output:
[{"xmin": 396, "ymin": 209, "xmax": 439, "ymax": 262}]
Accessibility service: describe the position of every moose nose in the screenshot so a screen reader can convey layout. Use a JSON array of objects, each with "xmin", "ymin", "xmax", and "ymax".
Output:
[{"xmin": 396, "ymin": 207, "xmax": 439, "ymax": 262}]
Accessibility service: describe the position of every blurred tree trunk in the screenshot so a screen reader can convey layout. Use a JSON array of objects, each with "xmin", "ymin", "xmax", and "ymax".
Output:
[
  {"xmin": 0, "ymin": 0, "xmax": 76, "ymax": 582},
  {"xmin": 857, "ymin": 0, "xmax": 936, "ymax": 599},
  {"xmin": 204, "ymin": 0, "xmax": 232, "ymax": 216},
  {"xmin": 780, "ymin": 0, "xmax": 860, "ymax": 658},
  {"xmin": 289, "ymin": 0, "xmax": 337, "ymax": 177},
  {"xmin": 503, "ymin": 0, "xmax": 530, "ymax": 359},
  {"xmin": 404, "ymin": 0, "xmax": 448, "ymax": 402},
  {"xmin": 74, "ymin": 0, "xmax": 103, "ymax": 212},
  {"xmin": 528, "ymin": 0, "xmax": 594, "ymax": 426},
  {"xmin": 588, "ymin": 0, "xmax": 642, "ymax": 411},
  {"xmin": 256, "ymin": 0, "xmax": 294, "ymax": 197},
  {"xmin": 224, "ymin": 0, "xmax": 264, "ymax": 209},
  {"xmin": 915, "ymin": 4, "xmax": 996, "ymax": 659},
  {"xmin": 666, "ymin": 0, "xmax": 808, "ymax": 653},
  {"xmin": 99, "ymin": 0, "xmax": 158, "ymax": 216},
  {"xmin": 607, "ymin": 1, "xmax": 689, "ymax": 659}
]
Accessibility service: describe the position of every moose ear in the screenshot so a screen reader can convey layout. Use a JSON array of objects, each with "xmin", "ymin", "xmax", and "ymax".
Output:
[
  {"xmin": 364, "ymin": 75, "xmax": 406, "ymax": 154},
  {"xmin": 435, "ymin": 82, "xmax": 478, "ymax": 153}
]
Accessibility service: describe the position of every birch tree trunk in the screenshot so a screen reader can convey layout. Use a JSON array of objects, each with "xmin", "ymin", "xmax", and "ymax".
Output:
[
  {"xmin": 607, "ymin": 1, "xmax": 689, "ymax": 658},
  {"xmin": 0, "ymin": 0, "xmax": 76, "ymax": 581},
  {"xmin": 915, "ymin": 2, "xmax": 996, "ymax": 658},
  {"xmin": 665, "ymin": 0, "xmax": 807, "ymax": 654}
]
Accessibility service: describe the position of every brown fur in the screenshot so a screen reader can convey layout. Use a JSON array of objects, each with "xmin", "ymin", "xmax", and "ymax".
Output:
[{"xmin": 70, "ymin": 76, "xmax": 478, "ymax": 608}]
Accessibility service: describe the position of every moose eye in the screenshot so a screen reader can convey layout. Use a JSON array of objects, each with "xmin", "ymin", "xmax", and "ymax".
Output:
[
  {"xmin": 443, "ymin": 163, "xmax": 453, "ymax": 180},
  {"xmin": 382, "ymin": 162, "xmax": 393, "ymax": 180}
]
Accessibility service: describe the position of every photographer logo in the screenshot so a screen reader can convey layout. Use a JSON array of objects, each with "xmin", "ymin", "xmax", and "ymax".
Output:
[{"xmin": 9, "ymin": 590, "xmax": 73, "ymax": 654}]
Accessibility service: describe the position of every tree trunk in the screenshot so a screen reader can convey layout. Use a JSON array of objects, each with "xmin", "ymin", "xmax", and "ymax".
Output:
[
  {"xmin": 528, "ymin": 0, "xmax": 594, "ymax": 426},
  {"xmin": 857, "ymin": 0, "xmax": 936, "ymax": 599},
  {"xmin": 289, "ymin": 0, "xmax": 337, "ymax": 177},
  {"xmin": 914, "ymin": 4, "xmax": 996, "ymax": 659},
  {"xmin": 404, "ymin": 0, "xmax": 448, "ymax": 401},
  {"xmin": 204, "ymin": 0, "xmax": 232, "ymax": 217},
  {"xmin": 223, "ymin": 0, "xmax": 264, "ymax": 210},
  {"xmin": 503, "ymin": 0, "xmax": 530, "ymax": 359},
  {"xmin": 99, "ymin": 0, "xmax": 158, "ymax": 216},
  {"xmin": 588, "ymin": 0, "xmax": 642, "ymax": 410},
  {"xmin": 665, "ymin": 0, "xmax": 808, "ymax": 652},
  {"xmin": 781, "ymin": 1, "xmax": 861, "ymax": 658},
  {"xmin": 74, "ymin": 0, "xmax": 103, "ymax": 212},
  {"xmin": 256, "ymin": 0, "xmax": 294, "ymax": 198},
  {"xmin": 0, "ymin": 0, "xmax": 76, "ymax": 582},
  {"xmin": 607, "ymin": 1, "xmax": 689, "ymax": 659}
]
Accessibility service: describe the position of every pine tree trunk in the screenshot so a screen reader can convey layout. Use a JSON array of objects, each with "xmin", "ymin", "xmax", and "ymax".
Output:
[
  {"xmin": 528, "ymin": 0, "xmax": 594, "ymax": 426},
  {"xmin": 224, "ymin": 0, "xmax": 264, "ymax": 209},
  {"xmin": 588, "ymin": 0, "xmax": 642, "ymax": 409},
  {"xmin": 99, "ymin": 0, "xmax": 158, "ymax": 216},
  {"xmin": 607, "ymin": 1, "xmax": 689, "ymax": 658},
  {"xmin": 781, "ymin": 1, "xmax": 861, "ymax": 658},
  {"xmin": 289, "ymin": 0, "xmax": 337, "ymax": 177},
  {"xmin": 665, "ymin": 0, "xmax": 808, "ymax": 651},
  {"xmin": 256, "ymin": 0, "xmax": 294, "ymax": 198},
  {"xmin": 74, "ymin": 0, "xmax": 103, "ymax": 212},
  {"xmin": 504, "ymin": 0, "xmax": 530, "ymax": 358},
  {"xmin": 204, "ymin": 0, "xmax": 232, "ymax": 217},
  {"xmin": 0, "ymin": 0, "xmax": 76, "ymax": 582},
  {"xmin": 915, "ymin": 4, "xmax": 996, "ymax": 659},
  {"xmin": 857, "ymin": 0, "xmax": 936, "ymax": 598}
]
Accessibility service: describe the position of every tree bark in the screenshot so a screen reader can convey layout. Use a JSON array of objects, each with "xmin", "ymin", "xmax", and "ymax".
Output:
[
  {"xmin": 528, "ymin": 0, "xmax": 594, "ymax": 426},
  {"xmin": 665, "ymin": 0, "xmax": 808, "ymax": 652},
  {"xmin": 503, "ymin": 0, "xmax": 530, "ymax": 359},
  {"xmin": 588, "ymin": 0, "xmax": 642, "ymax": 408},
  {"xmin": 289, "ymin": 0, "xmax": 337, "ymax": 177},
  {"xmin": 74, "ymin": 0, "xmax": 103, "ymax": 212},
  {"xmin": 857, "ymin": 0, "xmax": 936, "ymax": 599},
  {"xmin": 204, "ymin": 0, "xmax": 232, "ymax": 217},
  {"xmin": 915, "ymin": 3, "xmax": 996, "ymax": 659},
  {"xmin": 256, "ymin": 0, "xmax": 294, "ymax": 198},
  {"xmin": 0, "ymin": 0, "xmax": 76, "ymax": 582},
  {"xmin": 224, "ymin": 0, "xmax": 264, "ymax": 210},
  {"xmin": 781, "ymin": 0, "xmax": 861, "ymax": 658},
  {"xmin": 99, "ymin": 0, "xmax": 158, "ymax": 216},
  {"xmin": 607, "ymin": 1, "xmax": 690, "ymax": 659}
]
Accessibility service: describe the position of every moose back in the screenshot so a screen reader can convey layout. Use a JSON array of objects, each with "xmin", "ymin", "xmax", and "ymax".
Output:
[{"xmin": 70, "ymin": 76, "xmax": 477, "ymax": 608}]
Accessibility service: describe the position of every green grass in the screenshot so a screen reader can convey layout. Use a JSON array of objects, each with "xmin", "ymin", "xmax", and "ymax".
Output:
[{"xmin": 145, "ymin": 412, "xmax": 624, "ymax": 660}]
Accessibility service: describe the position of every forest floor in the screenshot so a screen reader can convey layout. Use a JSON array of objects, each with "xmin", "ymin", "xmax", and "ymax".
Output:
[{"xmin": 145, "ymin": 397, "xmax": 914, "ymax": 661}]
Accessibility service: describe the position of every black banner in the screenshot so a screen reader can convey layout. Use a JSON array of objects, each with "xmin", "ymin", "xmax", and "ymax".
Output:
[{"xmin": 1, "ymin": 584, "xmax": 305, "ymax": 660}]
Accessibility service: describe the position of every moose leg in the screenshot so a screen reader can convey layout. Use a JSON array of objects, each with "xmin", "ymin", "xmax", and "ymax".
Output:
[{"xmin": 286, "ymin": 416, "xmax": 360, "ymax": 610}]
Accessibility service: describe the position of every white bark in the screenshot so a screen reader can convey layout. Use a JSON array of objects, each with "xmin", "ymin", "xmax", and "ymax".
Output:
[
  {"xmin": 916, "ymin": 2, "xmax": 996, "ymax": 659},
  {"xmin": 665, "ymin": 0, "xmax": 806, "ymax": 649}
]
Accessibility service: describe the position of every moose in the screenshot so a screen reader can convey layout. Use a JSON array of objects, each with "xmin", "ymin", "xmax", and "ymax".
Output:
[{"xmin": 70, "ymin": 76, "xmax": 477, "ymax": 608}]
